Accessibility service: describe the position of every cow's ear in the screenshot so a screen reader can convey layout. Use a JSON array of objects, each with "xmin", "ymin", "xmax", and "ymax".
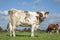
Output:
[
  {"xmin": 45, "ymin": 12, "xmax": 49, "ymax": 15},
  {"xmin": 56, "ymin": 24, "xmax": 59, "ymax": 27},
  {"xmin": 36, "ymin": 11, "xmax": 41, "ymax": 14},
  {"xmin": 36, "ymin": 11, "xmax": 41, "ymax": 15}
]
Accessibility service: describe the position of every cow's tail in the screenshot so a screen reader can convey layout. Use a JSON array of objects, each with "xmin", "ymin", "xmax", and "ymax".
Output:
[{"xmin": 7, "ymin": 23, "xmax": 9, "ymax": 32}]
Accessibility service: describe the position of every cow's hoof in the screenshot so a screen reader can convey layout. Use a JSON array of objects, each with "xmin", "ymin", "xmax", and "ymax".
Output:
[
  {"xmin": 10, "ymin": 34, "xmax": 12, "ymax": 37},
  {"xmin": 31, "ymin": 35, "xmax": 34, "ymax": 37},
  {"xmin": 50, "ymin": 32, "xmax": 52, "ymax": 35},
  {"xmin": 13, "ymin": 35, "xmax": 16, "ymax": 37}
]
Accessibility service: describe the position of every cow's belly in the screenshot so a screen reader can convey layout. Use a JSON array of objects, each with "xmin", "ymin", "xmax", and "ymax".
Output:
[
  {"xmin": 19, "ymin": 23, "xmax": 31, "ymax": 27},
  {"xmin": 16, "ymin": 19, "xmax": 31, "ymax": 27}
]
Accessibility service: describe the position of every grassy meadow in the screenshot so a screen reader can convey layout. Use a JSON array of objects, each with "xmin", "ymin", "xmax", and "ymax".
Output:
[{"xmin": 0, "ymin": 31, "xmax": 60, "ymax": 40}]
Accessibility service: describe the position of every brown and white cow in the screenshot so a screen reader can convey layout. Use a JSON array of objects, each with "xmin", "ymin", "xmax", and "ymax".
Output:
[
  {"xmin": 8, "ymin": 8, "xmax": 49, "ymax": 37},
  {"xmin": 46, "ymin": 24, "xmax": 59, "ymax": 34}
]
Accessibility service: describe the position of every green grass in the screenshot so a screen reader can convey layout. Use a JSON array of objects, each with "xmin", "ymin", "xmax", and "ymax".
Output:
[{"xmin": 0, "ymin": 31, "xmax": 60, "ymax": 40}]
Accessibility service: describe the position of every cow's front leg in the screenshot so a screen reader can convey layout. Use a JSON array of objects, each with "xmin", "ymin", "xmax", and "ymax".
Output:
[
  {"xmin": 31, "ymin": 24, "xmax": 36, "ymax": 37},
  {"xmin": 56, "ymin": 29, "xmax": 59, "ymax": 34},
  {"xmin": 35, "ymin": 25, "xmax": 39, "ymax": 31},
  {"xmin": 49, "ymin": 30, "xmax": 52, "ymax": 35}
]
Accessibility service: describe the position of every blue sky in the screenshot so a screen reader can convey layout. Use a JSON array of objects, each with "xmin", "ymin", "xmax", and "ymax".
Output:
[
  {"xmin": 0, "ymin": 0, "xmax": 60, "ymax": 30},
  {"xmin": 0, "ymin": 0, "xmax": 60, "ymax": 13}
]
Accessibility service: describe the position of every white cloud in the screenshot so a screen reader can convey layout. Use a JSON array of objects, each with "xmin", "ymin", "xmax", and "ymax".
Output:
[
  {"xmin": 0, "ymin": 10, "xmax": 8, "ymax": 21},
  {"xmin": 0, "ymin": 10, "xmax": 8, "ymax": 30},
  {"xmin": 0, "ymin": 10, "xmax": 8, "ymax": 15}
]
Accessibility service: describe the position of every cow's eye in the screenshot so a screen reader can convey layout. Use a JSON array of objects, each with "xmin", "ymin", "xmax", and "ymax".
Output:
[{"xmin": 39, "ymin": 13, "xmax": 43, "ymax": 17}]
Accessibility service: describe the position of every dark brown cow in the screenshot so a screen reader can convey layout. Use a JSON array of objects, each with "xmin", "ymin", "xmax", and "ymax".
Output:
[{"xmin": 46, "ymin": 24, "xmax": 59, "ymax": 33}]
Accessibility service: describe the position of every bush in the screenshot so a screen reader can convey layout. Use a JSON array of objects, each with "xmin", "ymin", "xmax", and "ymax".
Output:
[{"xmin": 0, "ymin": 26, "xmax": 3, "ymax": 32}]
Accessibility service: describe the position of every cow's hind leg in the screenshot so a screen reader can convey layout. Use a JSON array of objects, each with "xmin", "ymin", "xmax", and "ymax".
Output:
[
  {"xmin": 12, "ymin": 24, "xmax": 16, "ymax": 37},
  {"xmin": 9, "ymin": 23, "xmax": 13, "ymax": 37}
]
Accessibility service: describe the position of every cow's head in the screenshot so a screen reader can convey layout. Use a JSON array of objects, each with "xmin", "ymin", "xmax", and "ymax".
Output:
[{"xmin": 36, "ymin": 11, "xmax": 49, "ymax": 22}]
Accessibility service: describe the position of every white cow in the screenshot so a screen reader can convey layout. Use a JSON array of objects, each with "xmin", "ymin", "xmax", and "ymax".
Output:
[{"xmin": 8, "ymin": 8, "xmax": 49, "ymax": 37}]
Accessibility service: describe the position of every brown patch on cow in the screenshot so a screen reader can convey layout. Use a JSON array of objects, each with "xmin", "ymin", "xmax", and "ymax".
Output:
[
  {"xmin": 24, "ymin": 11, "xmax": 30, "ymax": 22},
  {"xmin": 46, "ymin": 24, "xmax": 59, "ymax": 32},
  {"xmin": 8, "ymin": 10, "xmax": 16, "ymax": 16},
  {"xmin": 36, "ymin": 16, "xmax": 39, "ymax": 20},
  {"xmin": 8, "ymin": 10, "xmax": 16, "ymax": 17},
  {"xmin": 35, "ymin": 16, "xmax": 40, "ymax": 24},
  {"xmin": 24, "ymin": 11, "xmax": 30, "ymax": 17},
  {"xmin": 8, "ymin": 10, "xmax": 13, "ymax": 16},
  {"xmin": 24, "ymin": 11, "xmax": 28, "ymax": 13},
  {"xmin": 36, "ymin": 12, "xmax": 43, "ymax": 23}
]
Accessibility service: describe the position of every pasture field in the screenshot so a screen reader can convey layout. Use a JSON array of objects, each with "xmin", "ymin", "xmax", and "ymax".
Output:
[{"xmin": 0, "ymin": 31, "xmax": 60, "ymax": 40}]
